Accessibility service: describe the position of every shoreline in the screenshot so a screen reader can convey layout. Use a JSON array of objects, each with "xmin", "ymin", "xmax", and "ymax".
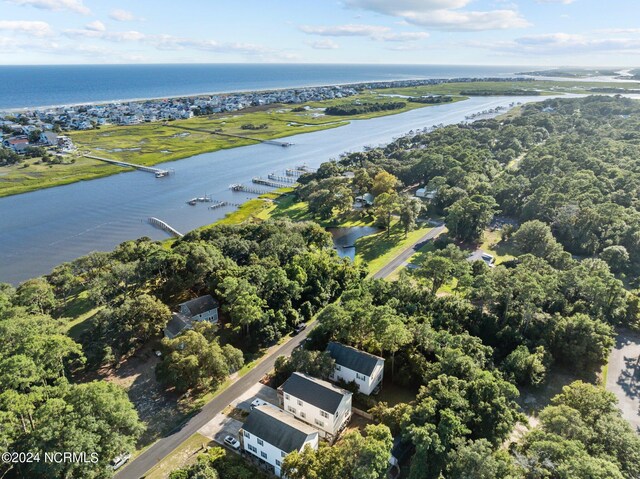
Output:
[{"xmin": 0, "ymin": 75, "xmax": 519, "ymax": 112}]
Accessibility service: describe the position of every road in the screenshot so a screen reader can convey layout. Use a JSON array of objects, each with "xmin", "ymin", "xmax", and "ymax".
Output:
[
  {"xmin": 606, "ymin": 328, "xmax": 640, "ymax": 433},
  {"xmin": 115, "ymin": 327, "xmax": 312, "ymax": 479},
  {"xmin": 373, "ymin": 225, "xmax": 446, "ymax": 279},
  {"xmin": 119, "ymin": 224, "xmax": 444, "ymax": 478}
]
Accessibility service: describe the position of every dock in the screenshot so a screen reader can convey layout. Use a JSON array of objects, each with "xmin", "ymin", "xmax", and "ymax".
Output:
[
  {"xmin": 85, "ymin": 154, "xmax": 171, "ymax": 177},
  {"xmin": 229, "ymin": 184, "xmax": 272, "ymax": 195},
  {"xmin": 148, "ymin": 217, "xmax": 183, "ymax": 238},
  {"xmin": 252, "ymin": 177, "xmax": 291, "ymax": 188},
  {"xmin": 267, "ymin": 173, "xmax": 297, "ymax": 184}
]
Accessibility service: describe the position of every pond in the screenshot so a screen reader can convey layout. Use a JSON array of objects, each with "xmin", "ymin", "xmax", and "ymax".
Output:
[{"xmin": 328, "ymin": 226, "xmax": 382, "ymax": 261}]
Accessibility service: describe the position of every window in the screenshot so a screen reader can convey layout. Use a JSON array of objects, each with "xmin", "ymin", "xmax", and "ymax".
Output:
[
  {"xmin": 300, "ymin": 411, "xmax": 306, "ymax": 418},
  {"xmin": 248, "ymin": 445, "xmax": 257, "ymax": 453},
  {"xmin": 320, "ymin": 410, "xmax": 329, "ymax": 419},
  {"xmin": 281, "ymin": 451, "xmax": 286, "ymax": 458},
  {"xmin": 356, "ymin": 373, "xmax": 366, "ymax": 381},
  {"xmin": 261, "ymin": 451, "xmax": 268, "ymax": 459},
  {"xmin": 297, "ymin": 399, "xmax": 303, "ymax": 406},
  {"xmin": 285, "ymin": 393, "xmax": 290, "ymax": 400},
  {"xmin": 244, "ymin": 431, "xmax": 250, "ymax": 438},
  {"xmin": 335, "ymin": 365, "xmax": 341, "ymax": 371},
  {"xmin": 288, "ymin": 406, "xmax": 296, "ymax": 414},
  {"xmin": 257, "ymin": 438, "xmax": 264, "ymax": 446},
  {"xmin": 315, "ymin": 418, "xmax": 324, "ymax": 427},
  {"xmin": 276, "ymin": 459, "xmax": 281, "ymax": 467}
]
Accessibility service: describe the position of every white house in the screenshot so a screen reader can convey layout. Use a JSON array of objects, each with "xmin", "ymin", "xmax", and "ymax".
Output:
[
  {"xmin": 164, "ymin": 294, "xmax": 219, "ymax": 339},
  {"xmin": 240, "ymin": 405, "xmax": 319, "ymax": 477},
  {"xmin": 279, "ymin": 372, "xmax": 352, "ymax": 443},
  {"xmin": 326, "ymin": 342, "xmax": 385, "ymax": 396}
]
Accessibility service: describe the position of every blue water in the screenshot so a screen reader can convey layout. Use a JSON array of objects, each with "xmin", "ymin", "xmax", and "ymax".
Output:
[{"xmin": 0, "ymin": 64, "xmax": 521, "ymax": 109}]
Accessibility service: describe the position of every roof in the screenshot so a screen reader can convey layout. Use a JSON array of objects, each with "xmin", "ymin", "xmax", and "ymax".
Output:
[
  {"xmin": 164, "ymin": 313, "xmax": 192, "ymax": 339},
  {"xmin": 242, "ymin": 405, "xmax": 317, "ymax": 453},
  {"xmin": 327, "ymin": 342, "xmax": 383, "ymax": 377},
  {"xmin": 180, "ymin": 295, "xmax": 218, "ymax": 317},
  {"xmin": 282, "ymin": 372, "xmax": 351, "ymax": 414}
]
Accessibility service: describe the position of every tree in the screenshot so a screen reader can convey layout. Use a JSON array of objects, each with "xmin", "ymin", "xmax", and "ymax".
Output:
[
  {"xmin": 373, "ymin": 192, "xmax": 400, "ymax": 235},
  {"xmin": 599, "ymin": 245, "xmax": 630, "ymax": 274},
  {"xmin": 501, "ymin": 345, "xmax": 548, "ymax": 387},
  {"xmin": 446, "ymin": 439, "xmax": 519, "ymax": 479},
  {"xmin": 419, "ymin": 255, "xmax": 456, "ymax": 296},
  {"xmin": 371, "ymin": 171, "xmax": 399, "ymax": 197},
  {"xmin": 14, "ymin": 278, "xmax": 57, "ymax": 314},
  {"xmin": 399, "ymin": 196, "xmax": 423, "ymax": 237},
  {"xmin": 379, "ymin": 317, "xmax": 412, "ymax": 381},
  {"xmin": 157, "ymin": 329, "xmax": 234, "ymax": 392},
  {"xmin": 446, "ymin": 195, "xmax": 498, "ymax": 243},
  {"xmin": 217, "ymin": 277, "xmax": 265, "ymax": 336},
  {"xmin": 512, "ymin": 220, "xmax": 564, "ymax": 262}
]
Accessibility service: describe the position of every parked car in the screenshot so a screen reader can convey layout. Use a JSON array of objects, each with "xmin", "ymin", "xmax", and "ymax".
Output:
[
  {"xmin": 250, "ymin": 398, "xmax": 269, "ymax": 409},
  {"xmin": 110, "ymin": 452, "xmax": 131, "ymax": 470},
  {"xmin": 293, "ymin": 323, "xmax": 307, "ymax": 334},
  {"xmin": 224, "ymin": 435, "xmax": 241, "ymax": 450}
]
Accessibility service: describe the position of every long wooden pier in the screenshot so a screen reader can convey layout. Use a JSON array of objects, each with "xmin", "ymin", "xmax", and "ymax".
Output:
[
  {"xmin": 165, "ymin": 124, "xmax": 293, "ymax": 147},
  {"xmin": 148, "ymin": 217, "xmax": 183, "ymax": 238},
  {"xmin": 85, "ymin": 154, "xmax": 170, "ymax": 177},
  {"xmin": 229, "ymin": 184, "xmax": 272, "ymax": 195},
  {"xmin": 267, "ymin": 173, "xmax": 297, "ymax": 184},
  {"xmin": 252, "ymin": 177, "xmax": 290, "ymax": 188}
]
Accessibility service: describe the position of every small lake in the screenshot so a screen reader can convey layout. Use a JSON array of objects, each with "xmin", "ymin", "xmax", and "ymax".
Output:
[{"xmin": 328, "ymin": 226, "xmax": 382, "ymax": 261}]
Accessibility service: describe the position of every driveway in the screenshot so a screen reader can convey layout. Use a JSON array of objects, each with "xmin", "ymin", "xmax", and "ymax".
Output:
[{"xmin": 606, "ymin": 329, "xmax": 640, "ymax": 432}]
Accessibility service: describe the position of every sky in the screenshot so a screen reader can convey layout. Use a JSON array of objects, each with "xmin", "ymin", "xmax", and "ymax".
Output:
[{"xmin": 0, "ymin": 0, "xmax": 639, "ymax": 66}]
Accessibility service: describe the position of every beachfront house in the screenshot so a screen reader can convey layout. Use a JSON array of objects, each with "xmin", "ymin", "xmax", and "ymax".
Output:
[
  {"xmin": 278, "ymin": 372, "xmax": 352, "ymax": 443},
  {"xmin": 240, "ymin": 405, "xmax": 319, "ymax": 477},
  {"xmin": 326, "ymin": 342, "xmax": 385, "ymax": 395},
  {"xmin": 164, "ymin": 294, "xmax": 219, "ymax": 339}
]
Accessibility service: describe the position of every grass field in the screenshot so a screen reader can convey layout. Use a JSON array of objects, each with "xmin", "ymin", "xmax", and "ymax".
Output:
[
  {"xmin": 270, "ymin": 193, "xmax": 374, "ymax": 227},
  {"xmin": 378, "ymin": 79, "xmax": 640, "ymax": 97},
  {"xmin": 355, "ymin": 221, "xmax": 434, "ymax": 275}
]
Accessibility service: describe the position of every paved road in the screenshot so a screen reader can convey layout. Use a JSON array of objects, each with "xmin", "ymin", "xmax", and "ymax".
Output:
[
  {"xmin": 115, "ymin": 327, "xmax": 312, "ymax": 479},
  {"xmin": 373, "ymin": 225, "xmax": 446, "ymax": 280},
  {"xmin": 606, "ymin": 329, "xmax": 640, "ymax": 433}
]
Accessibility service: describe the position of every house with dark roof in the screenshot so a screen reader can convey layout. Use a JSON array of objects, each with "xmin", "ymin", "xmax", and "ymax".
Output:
[
  {"xmin": 240, "ymin": 405, "xmax": 318, "ymax": 477},
  {"xmin": 163, "ymin": 294, "xmax": 219, "ymax": 339},
  {"xmin": 327, "ymin": 342, "xmax": 385, "ymax": 395},
  {"xmin": 278, "ymin": 372, "xmax": 352, "ymax": 443}
]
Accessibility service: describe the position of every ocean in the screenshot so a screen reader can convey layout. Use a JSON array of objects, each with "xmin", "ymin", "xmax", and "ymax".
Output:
[{"xmin": 0, "ymin": 64, "xmax": 523, "ymax": 110}]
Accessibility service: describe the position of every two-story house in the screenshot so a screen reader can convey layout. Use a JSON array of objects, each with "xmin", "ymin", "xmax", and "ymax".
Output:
[
  {"xmin": 326, "ymin": 342, "xmax": 385, "ymax": 396},
  {"xmin": 239, "ymin": 405, "xmax": 319, "ymax": 477},
  {"xmin": 164, "ymin": 294, "xmax": 219, "ymax": 339},
  {"xmin": 278, "ymin": 372, "xmax": 352, "ymax": 443}
]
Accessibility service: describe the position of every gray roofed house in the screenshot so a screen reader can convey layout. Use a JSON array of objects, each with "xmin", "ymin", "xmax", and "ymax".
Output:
[
  {"xmin": 279, "ymin": 372, "xmax": 352, "ymax": 442},
  {"xmin": 327, "ymin": 342, "xmax": 382, "ymax": 376},
  {"xmin": 180, "ymin": 295, "xmax": 219, "ymax": 317},
  {"xmin": 327, "ymin": 342, "xmax": 385, "ymax": 396},
  {"xmin": 281, "ymin": 372, "xmax": 348, "ymax": 414},
  {"xmin": 242, "ymin": 405, "xmax": 318, "ymax": 453},
  {"xmin": 164, "ymin": 294, "xmax": 219, "ymax": 338}
]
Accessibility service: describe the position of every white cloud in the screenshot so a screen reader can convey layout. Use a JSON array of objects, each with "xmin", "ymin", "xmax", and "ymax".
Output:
[
  {"xmin": 85, "ymin": 20, "xmax": 106, "ymax": 32},
  {"xmin": 299, "ymin": 24, "xmax": 429, "ymax": 42},
  {"xmin": 0, "ymin": 20, "xmax": 53, "ymax": 36},
  {"xmin": 536, "ymin": 0, "xmax": 576, "ymax": 4},
  {"xmin": 5, "ymin": 0, "xmax": 90, "ymax": 15},
  {"xmin": 343, "ymin": 0, "xmax": 528, "ymax": 31},
  {"xmin": 109, "ymin": 9, "xmax": 137, "ymax": 22},
  {"xmin": 306, "ymin": 39, "xmax": 340, "ymax": 49},
  {"xmin": 64, "ymin": 27, "xmax": 145, "ymax": 42},
  {"xmin": 471, "ymin": 33, "xmax": 640, "ymax": 55}
]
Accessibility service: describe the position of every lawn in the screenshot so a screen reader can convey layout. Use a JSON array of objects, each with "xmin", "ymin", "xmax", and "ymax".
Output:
[
  {"xmin": 355, "ymin": 221, "xmax": 434, "ymax": 275},
  {"xmin": 270, "ymin": 194, "xmax": 374, "ymax": 227}
]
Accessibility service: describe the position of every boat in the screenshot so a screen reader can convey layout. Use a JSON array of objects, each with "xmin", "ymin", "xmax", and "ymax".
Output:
[{"xmin": 187, "ymin": 199, "xmax": 197, "ymax": 205}]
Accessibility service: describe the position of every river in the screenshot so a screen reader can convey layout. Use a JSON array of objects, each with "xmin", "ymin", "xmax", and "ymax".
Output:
[{"xmin": 0, "ymin": 95, "xmax": 546, "ymax": 284}]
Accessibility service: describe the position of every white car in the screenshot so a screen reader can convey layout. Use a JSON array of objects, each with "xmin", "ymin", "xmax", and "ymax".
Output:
[
  {"xmin": 110, "ymin": 452, "xmax": 131, "ymax": 470},
  {"xmin": 250, "ymin": 398, "xmax": 269, "ymax": 409},
  {"xmin": 224, "ymin": 435, "xmax": 241, "ymax": 450}
]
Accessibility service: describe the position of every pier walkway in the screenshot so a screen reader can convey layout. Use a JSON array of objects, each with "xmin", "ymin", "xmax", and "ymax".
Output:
[
  {"xmin": 84, "ymin": 154, "xmax": 170, "ymax": 177},
  {"xmin": 148, "ymin": 217, "xmax": 183, "ymax": 238},
  {"xmin": 166, "ymin": 124, "xmax": 293, "ymax": 147}
]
